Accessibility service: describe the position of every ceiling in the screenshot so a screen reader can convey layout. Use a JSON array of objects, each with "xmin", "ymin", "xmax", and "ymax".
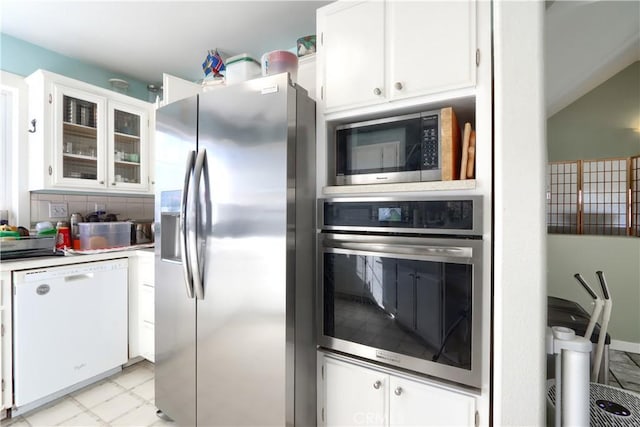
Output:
[
  {"xmin": 0, "ymin": 0, "xmax": 332, "ymax": 86},
  {"xmin": 545, "ymin": 0, "xmax": 640, "ymax": 116},
  {"xmin": 2, "ymin": 0, "xmax": 637, "ymax": 111}
]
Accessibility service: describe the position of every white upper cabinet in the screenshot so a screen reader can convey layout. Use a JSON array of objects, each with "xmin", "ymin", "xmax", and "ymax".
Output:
[
  {"xmin": 317, "ymin": 0, "xmax": 477, "ymax": 113},
  {"xmin": 387, "ymin": 1, "xmax": 476, "ymax": 101},
  {"xmin": 320, "ymin": 1, "xmax": 386, "ymax": 111},
  {"xmin": 54, "ymin": 85, "xmax": 107, "ymax": 190},
  {"xmin": 26, "ymin": 70, "xmax": 154, "ymax": 194},
  {"xmin": 108, "ymin": 101, "xmax": 149, "ymax": 191}
]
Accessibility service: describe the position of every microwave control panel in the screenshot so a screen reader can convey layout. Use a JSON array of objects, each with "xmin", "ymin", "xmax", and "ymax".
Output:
[{"xmin": 421, "ymin": 114, "xmax": 440, "ymax": 170}]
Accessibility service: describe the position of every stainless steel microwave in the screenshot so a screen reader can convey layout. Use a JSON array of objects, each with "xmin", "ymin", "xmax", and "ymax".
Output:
[
  {"xmin": 318, "ymin": 196, "xmax": 484, "ymax": 388},
  {"xmin": 332, "ymin": 108, "xmax": 461, "ymax": 185}
]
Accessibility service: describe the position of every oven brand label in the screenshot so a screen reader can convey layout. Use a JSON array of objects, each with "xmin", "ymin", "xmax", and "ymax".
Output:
[
  {"xmin": 375, "ymin": 350, "xmax": 401, "ymax": 363},
  {"xmin": 36, "ymin": 284, "xmax": 50, "ymax": 295}
]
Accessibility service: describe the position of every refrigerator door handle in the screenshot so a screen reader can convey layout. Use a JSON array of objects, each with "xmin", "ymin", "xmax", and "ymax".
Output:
[
  {"xmin": 191, "ymin": 148, "xmax": 207, "ymax": 300},
  {"xmin": 180, "ymin": 150, "xmax": 196, "ymax": 299}
]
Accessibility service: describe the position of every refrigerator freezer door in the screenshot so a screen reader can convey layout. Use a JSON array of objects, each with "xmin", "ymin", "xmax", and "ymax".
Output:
[
  {"xmin": 154, "ymin": 96, "xmax": 198, "ymax": 426},
  {"xmin": 195, "ymin": 73, "xmax": 292, "ymax": 426}
]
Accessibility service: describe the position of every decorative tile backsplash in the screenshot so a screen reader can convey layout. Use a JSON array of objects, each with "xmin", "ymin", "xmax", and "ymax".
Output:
[{"xmin": 30, "ymin": 192, "xmax": 154, "ymax": 226}]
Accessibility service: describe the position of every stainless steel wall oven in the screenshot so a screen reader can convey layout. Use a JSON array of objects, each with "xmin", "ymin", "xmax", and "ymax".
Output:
[{"xmin": 318, "ymin": 196, "xmax": 483, "ymax": 388}]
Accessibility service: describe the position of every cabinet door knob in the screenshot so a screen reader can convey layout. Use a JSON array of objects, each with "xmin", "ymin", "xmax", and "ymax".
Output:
[
  {"xmin": 111, "ymin": 182, "xmax": 116, "ymax": 186},
  {"xmin": 394, "ymin": 386, "xmax": 403, "ymax": 396},
  {"xmin": 373, "ymin": 87, "xmax": 382, "ymax": 96},
  {"xmin": 373, "ymin": 380, "xmax": 382, "ymax": 389},
  {"xmin": 100, "ymin": 180, "xmax": 104, "ymax": 184},
  {"xmin": 394, "ymin": 82, "xmax": 403, "ymax": 90}
]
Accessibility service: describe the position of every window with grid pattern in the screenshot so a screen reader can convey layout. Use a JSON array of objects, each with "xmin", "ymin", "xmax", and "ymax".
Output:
[
  {"xmin": 547, "ymin": 161, "xmax": 579, "ymax": 234},
  {"xmin": 547, "ymin": 157, "xmax": 639, "ymax": 236},
  {"xmin": 632, "ymin": 156, "xmax": 640, "ymax": 237},
  {"xmin": 582, "ymin": 159, "xmax": 628, "ymax": 235}
]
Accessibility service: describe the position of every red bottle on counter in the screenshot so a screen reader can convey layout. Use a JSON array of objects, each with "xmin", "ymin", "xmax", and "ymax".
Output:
[{"xmin": 56, "ymin": 225, "xmax": 71, "ymax": 250}]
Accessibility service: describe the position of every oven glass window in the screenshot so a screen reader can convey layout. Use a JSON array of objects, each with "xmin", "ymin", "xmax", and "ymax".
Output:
[{"xmin": 323, "ymin": 252, "xmax": 473, "ymax": 370}]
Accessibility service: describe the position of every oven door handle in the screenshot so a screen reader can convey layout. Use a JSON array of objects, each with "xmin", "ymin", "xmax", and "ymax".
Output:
[{"xmin": 324, "ymin": 241, "xmax": 474, "ymax": 259}]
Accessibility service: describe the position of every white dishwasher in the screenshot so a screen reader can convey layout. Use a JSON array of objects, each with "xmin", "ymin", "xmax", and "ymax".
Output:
[{"xmin": 13, "ymin": 258, "xmax": 128, "ymax": 412}]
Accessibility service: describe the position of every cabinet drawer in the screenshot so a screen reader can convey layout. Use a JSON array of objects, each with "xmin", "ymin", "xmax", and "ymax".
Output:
[
  {"xmin": 139, "ymin": 320, "xmax": 155, "ymax": 363},
  {"xmin": 137, "ymin": 257, "xmax": 155, "ymax": 284},
  {"xmin": 140, "ymin": 283, "xmax": 154, "ymax": 323}
]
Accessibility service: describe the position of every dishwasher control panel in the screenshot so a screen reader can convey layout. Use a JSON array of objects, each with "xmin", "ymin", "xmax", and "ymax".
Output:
[{"xmin": 18, "ymin": 258, "xmax": 129, "ymax": 282}]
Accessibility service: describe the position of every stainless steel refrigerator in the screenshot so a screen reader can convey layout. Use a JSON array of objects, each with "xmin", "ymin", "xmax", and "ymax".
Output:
[{"xmin": 153, "ymin": 73, "xmax": 316, "ymax": 426}]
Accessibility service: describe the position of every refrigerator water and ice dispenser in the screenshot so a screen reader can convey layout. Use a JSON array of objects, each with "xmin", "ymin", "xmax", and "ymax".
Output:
[{"xmin": 160, "ymin": 190, "xmax": 182, "ymax": 263}]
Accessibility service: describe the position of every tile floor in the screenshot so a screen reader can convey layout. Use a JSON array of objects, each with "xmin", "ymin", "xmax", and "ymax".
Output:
[
  {"xmin": 3, "ymin": 350, "xmax": 639, "ymax": 426},
  {"xmin": 609, "ymin": 349, "xmax": 640, "ymax": 393},
  {"xmin": 2, "ymin": 360, "xmax": 171, "ymax": 427}
]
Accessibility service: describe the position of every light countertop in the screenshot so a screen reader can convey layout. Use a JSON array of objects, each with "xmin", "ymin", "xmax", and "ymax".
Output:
[{"xmin": 0, "ymin": 247, "xmax": 154, "ymax": 272}]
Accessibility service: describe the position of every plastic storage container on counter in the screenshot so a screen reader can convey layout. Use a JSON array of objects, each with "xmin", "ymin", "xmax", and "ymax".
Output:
[
  {"xmin": 225, "ymin": 54, "xmax": 261, "ymax": 85},
  {"xmin": 78, "ymin": 222, "xmax": 131, "ymax": 250}
]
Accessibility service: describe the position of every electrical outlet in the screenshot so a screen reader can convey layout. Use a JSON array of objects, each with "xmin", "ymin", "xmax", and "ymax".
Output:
[
  {"xmin": 48, "ymin": 202, "xmax": 68, "ymax": 218},
  {"xmin": 94, "ymin": 203, "xmax": 106, "ymax": 212}
]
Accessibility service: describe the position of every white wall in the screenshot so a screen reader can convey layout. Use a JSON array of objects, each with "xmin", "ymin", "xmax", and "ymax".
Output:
[
  {"xmin": 30, "ymin": 193, "xmax": 154, "ymax": 226},
  {"xmin": 493, "ymin": 1, "xmax": 546, "ymax": 425},
  {"xmin": 545, "ymin": 0, "xmax": 640, "ymax": 116},
  {"xmin": 0, "ymin": 71, "xmax": 30, "ymax": 227}
]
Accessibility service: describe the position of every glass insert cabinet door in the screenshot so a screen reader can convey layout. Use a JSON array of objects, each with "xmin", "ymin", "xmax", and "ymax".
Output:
[
  {"xmin": 108, "ymin": 101, "xmax": 148, "ymax": 190},
  {"xmin": 56, "ymin": 86, "xmax": 107, "ymax": 189}
]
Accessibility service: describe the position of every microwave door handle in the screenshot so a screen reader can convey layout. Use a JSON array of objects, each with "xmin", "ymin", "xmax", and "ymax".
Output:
[
  {"xmin": 180, "ymin": 150, "xmax": 196, "ymax": 299},
  {"xmin": 190, "ymin": 148, "xmax": 207, "ymax": 300}
]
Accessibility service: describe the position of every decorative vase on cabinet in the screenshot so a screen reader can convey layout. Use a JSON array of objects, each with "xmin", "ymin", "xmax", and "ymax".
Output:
[{"xmin": 25, "ymin": 69, "xmax": 152, "ymax": 194}]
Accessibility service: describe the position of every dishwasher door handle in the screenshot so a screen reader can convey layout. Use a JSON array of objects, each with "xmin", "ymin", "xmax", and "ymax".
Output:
[{"xmin": 64, "ymin": 273, "xmax": 94, "ymax": 281}]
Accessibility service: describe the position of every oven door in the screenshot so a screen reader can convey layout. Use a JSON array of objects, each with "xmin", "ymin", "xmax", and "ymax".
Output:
[{"xmin": 318, "ymin": 232, "xmax": 483, "ymax": 388}]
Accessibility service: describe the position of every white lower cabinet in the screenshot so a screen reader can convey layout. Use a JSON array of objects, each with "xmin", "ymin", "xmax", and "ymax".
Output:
[
  {"xmin": 324, "ymin": 356, "xmax": 387, "ymax": 426},
  {"xmin": 0, "ymin": 271, "xmax": 12, "ymax": 419},
  {"xmin": 129, "ymin": 251, "xmax": 155, "ymax": 362},
  {"xmin": 320, "ymin": 354, "xmax": 477, "ymax": 427},
  {"xmin": 389, "ymin": 376, "xmax": 476, "ymax": 426}
]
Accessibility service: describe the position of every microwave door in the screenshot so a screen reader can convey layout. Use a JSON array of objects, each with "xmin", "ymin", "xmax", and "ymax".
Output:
[{"xmin": 337, "ymin": 117, "xmax": 422, "ymax": 185}]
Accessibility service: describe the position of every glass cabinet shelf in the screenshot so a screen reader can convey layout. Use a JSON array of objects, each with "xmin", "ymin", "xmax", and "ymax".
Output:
[
  {"xmin": 63, "ymin": 122, "xmax": 98, "ymax": 134},
  {"xmin": 114, "ymin": 132, "xmax": 140, "ymax": 140},
  {"xmin": 63, "ymin": 153, "xmax": 98, "ymax": 161}
]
